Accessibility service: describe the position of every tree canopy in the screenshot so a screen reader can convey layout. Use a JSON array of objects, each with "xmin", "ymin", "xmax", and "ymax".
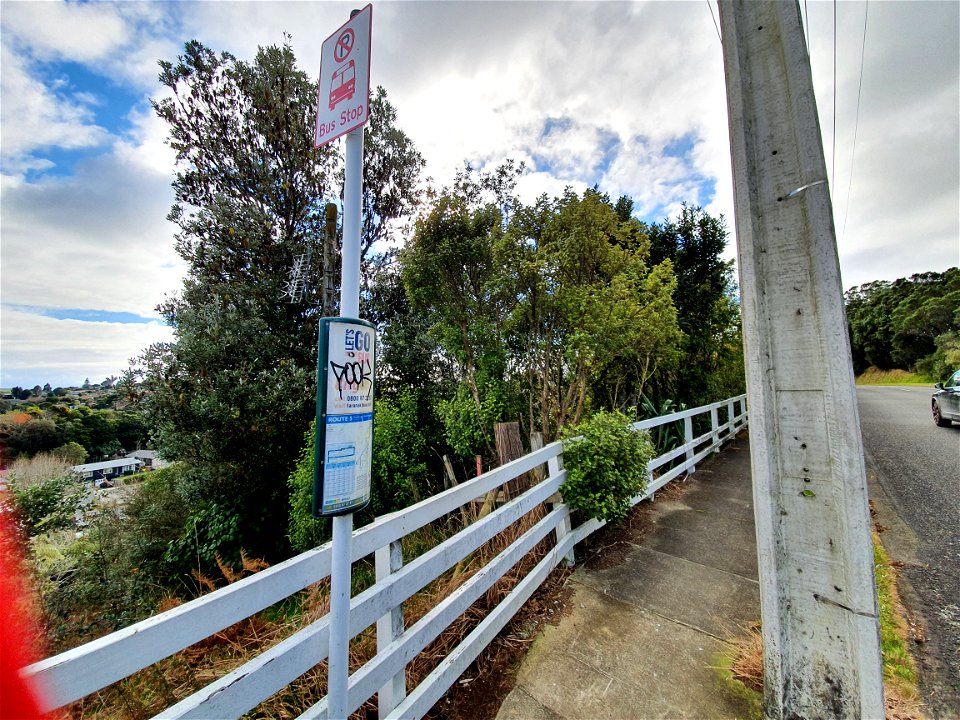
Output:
[
  {"xmin": 130, "ymin": 39, "xmax": 423, "ymax": 560},
  {"xmin": 845, "ymin": 268, "xmax": 960, "ymax": 379}
]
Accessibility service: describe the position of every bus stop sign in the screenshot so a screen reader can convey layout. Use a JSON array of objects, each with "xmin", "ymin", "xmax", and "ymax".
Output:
[{"xmin": 315, "ymin": 4, "xmax": 372, "ymax": 147}]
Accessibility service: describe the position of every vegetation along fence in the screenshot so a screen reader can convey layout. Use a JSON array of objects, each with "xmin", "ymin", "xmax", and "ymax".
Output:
[{"xmin": 25, "ymin": 395, "xmax": 748, "ymax": 719}]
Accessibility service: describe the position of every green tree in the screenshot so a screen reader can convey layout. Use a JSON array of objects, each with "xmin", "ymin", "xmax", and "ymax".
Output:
[
  {"xmin": 502, "ymin": 188, "xmax": 682, "ymax": 438},
  {"xmin": 647, "ymin": 204, "xmax": 742, "ymax": 406},
  {"xmin": 80, "ymin": 411, "xmax": 120, "ymax": 459},
  {"xmin": 51, "ymin": 442, "xmax": 88, "ymax": 465},
  {"xmin": 7, "ymin": 419, "xmax": 62, "ymax": 456},
  {"xmin": 131, "ymin": 39, "xmax": 423, "ymax": 561},
  {"xmin": 845, "ymin": 268, "xmax": 960, "ymax": 374},
  {"xmin": 400, "ymin": 170, "xmax": 516, "ymax": 457},
  {"xmin": 361, "ymin": 87, "xmax": 427, "ymax": 273},
  {"xmin": 114, "ymin": 412, "xmax": 148, "ymax": 451}
]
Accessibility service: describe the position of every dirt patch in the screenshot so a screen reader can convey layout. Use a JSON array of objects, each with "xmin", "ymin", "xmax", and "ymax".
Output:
[
  {"xmin": 434, "ymin": 475, "xmax": 695, "ymax": 720},
  {"xmin": 428, "ymin": 565, "xmax": 575, "ymax": 720}
]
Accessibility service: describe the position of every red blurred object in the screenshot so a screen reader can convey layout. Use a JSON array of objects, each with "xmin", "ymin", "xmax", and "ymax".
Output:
[{"xmin": 0, "ymin": 515, "xmax": 47, "ymax": 719}]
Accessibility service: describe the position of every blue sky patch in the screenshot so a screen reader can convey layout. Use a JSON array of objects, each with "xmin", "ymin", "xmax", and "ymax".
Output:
[
  {"xmin": 6, "ymin": 305, "xmax": 164, "ymax": 325},
  {"xmin": 662, "ymin": 133, "xmax": 698, "ymax": 159},
  {"xmin": 27, "ymin": 59, "xmax": 146, "ymax": 177}
]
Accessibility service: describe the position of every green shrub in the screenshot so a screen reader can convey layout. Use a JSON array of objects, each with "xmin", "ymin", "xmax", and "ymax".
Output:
[
  {"xmin": 637, "ymin": 394, "xmax": 685, "ymax": 456},
  {"xmin": 371, "ymin": 391, "xmax": 429, "ymax": 516},
  {"xmin": 560, "ymin": 410, "xmax": 655, "ymax": 524},
  {"xmin": 8, "ymin": 475, "xmax": 84, "ymax": 536},
  {"xmin": 123, "ymin": 466, "xmax": 191, "ymax": 581},
  {"xmin": 287, "ymin": 421, "xmax": 329, "ymax": 553},
  {"xmin": 914, "ymin": 331, "xmax": 960, "ymax": 382},
  {"xmin": 163, "ymin": 501, "xmax": 243, "ymax": 584},
  {"xmin": 287, "ymin": 394, "xmax": 431, "ymax": 553}
]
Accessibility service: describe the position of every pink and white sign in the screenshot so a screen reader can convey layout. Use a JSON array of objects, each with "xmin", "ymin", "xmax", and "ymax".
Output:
[{"xmin": 315, "ymin": 5, "xmax": 372, "ymax": 148}]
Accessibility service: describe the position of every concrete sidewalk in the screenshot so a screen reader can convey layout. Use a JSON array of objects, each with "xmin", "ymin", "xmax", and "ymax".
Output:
[{"xmin": 497, "ymin": 434, "xmax": 761, "ymax": 720}]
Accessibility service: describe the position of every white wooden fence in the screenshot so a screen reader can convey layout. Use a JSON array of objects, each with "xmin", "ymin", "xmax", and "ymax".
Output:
[{"xmin": 24, "ymin": 395, "xmax": 747, "ymax": 719}]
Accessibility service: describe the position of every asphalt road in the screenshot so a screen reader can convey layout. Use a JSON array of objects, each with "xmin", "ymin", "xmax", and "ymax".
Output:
[{"xmin": 857, "ymin": 385, "xmax": 960, "ymax": 718}]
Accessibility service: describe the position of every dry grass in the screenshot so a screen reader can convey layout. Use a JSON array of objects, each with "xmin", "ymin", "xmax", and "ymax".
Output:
[
  {"xmin": 729, "ymin": 622, "xmax": 763, "ymax": 694},
  {"xmin": 65, "ymin": 501, "xmax": 554, "ymax": 719},
  {"xmin": 5, "ymin": 453, "xmax": 73, "ymax": 487}
]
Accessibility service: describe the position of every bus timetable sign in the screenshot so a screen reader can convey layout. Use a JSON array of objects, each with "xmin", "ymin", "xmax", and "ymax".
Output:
[
  {"xmin": 313, "ymin": 317, "xmax": 376, "ymax": 516},
  {"xmin": 315, "ymin": 4, "xmax": 372, "ymax": 148}
]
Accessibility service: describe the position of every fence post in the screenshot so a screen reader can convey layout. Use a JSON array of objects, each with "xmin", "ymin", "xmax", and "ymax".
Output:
[
  {"xmin": 683, "ymin": 415, "xmax": 695, "ymax": 476},
  {"xmin": 548, "ymin": 452, "xmax": 575, "ymax": 567},
  {"xmin": 710, "ymin": 405, "xmax": 720, "ymax": 453},
  {"xmin": 376, "ymin": 540, "xmax": 405, "ymax": 716}
]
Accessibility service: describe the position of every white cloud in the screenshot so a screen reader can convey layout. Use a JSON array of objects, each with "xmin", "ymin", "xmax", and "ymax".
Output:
[
  {"xmin": 114, "ymin": 99, "xmax": 177, "ymax": 177},
  {"xmin": 0, "ymin": 148, "xmax": 184, "ymax": 317},
  {"xmin": 0, "ymin": 308, "xmax": 173, "ymax": 389},
  {"xmin": 0, "ymin": 1, "xmax": 129, "ymax": 64},
  {"xmin": 803, "ymin": 0, "xmax": 959, "ymax": 288},
  {"xmin": 0, "ymin": 0, "xmax": 179, "ymax": 87},
  {"xmin": 515, "ymin": 171, "xmax": 588, "ymax": 206},
  {"xmin": 0, "ymin": 44, "xmax": 110, "ymax": 173}
]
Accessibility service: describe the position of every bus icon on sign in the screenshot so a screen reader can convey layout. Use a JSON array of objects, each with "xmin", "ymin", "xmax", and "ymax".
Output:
[{"xmin": 329, "ymin": 60, "xmax": 356, "ymax": 111}]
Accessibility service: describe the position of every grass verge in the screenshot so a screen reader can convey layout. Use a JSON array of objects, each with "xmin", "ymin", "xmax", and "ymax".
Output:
[{"xmin": 856, "ymin": 367, "xmax": 932, "ymax": 386}]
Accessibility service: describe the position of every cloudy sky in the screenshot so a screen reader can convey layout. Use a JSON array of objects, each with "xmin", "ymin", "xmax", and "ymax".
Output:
[{"xmin": 1, "ymin": 1, "xmax": 957, "ymax": 389}]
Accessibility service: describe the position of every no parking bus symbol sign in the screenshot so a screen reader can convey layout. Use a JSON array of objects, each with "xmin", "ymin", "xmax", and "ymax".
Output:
[{"xmin": 315, "ymin": 4, "xmax": 372, "ymax": 147}]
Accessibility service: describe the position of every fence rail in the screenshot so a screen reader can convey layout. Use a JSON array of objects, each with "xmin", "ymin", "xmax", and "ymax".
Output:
[{"xmin": 24, "ymin": 395, "xmax": 747, "ymax": 718}]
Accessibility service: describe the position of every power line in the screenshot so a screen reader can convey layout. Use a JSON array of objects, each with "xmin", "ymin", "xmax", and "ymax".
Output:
[
  {"xmin": 832, "ymin": 0, "xmax": 837, "ymax": 193},
  {"xmin": 706, "ymin": 1, "xmax": 721, "ymax": 42},
  {"xmin": 842, "ymin": 0, "xmax": 869, "ymax": 242}
]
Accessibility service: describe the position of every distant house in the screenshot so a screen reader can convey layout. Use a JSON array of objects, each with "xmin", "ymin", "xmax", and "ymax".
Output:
[
  {"xmin": 72, "ymin": 458, "xmax": 142, "ymax": 486},
  {"xmin": 125, "ymin": 450, "xmax": 168, "ymax": 470}
]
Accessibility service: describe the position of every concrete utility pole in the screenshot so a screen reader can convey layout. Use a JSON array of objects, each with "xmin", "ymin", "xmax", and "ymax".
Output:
[{"xmin": 718, "ymin": 2, "xmax": 884, "ymax": 718}]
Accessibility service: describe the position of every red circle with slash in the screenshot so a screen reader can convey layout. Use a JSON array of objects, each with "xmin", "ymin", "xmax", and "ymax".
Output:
[{"xmin": 334, "ymin": 29, "xmax": 355, "ymax": 62}]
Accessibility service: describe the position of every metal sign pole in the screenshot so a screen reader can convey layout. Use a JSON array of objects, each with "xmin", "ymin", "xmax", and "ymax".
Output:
[{"xmin": 328, "ymin": 125, "xmax": 364, "ymax": 720}]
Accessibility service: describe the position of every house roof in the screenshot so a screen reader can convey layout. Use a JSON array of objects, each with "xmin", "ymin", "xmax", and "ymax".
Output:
[
  {"xmin": 72, "ymin": 458, "xmax": 143, "ymax": 473},
  {"xmin": 126, "ymin": 450, "xmax": 157, "ymax": 460}
]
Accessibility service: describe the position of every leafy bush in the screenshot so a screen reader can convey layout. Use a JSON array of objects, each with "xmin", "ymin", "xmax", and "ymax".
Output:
[
  {"xmin": 9, "ymin": 476, "xmax": 83, "ymax": 536},
  {"xmin": 27, "ymin": 465, "xmax": 196, "ymax": 650},
  {"xmin": 914, "ymin": 331, "xmax": 960, "ymax": 382},
  {"xmin": 560, "ymin": 410, "xmax": 655, "ymax": 524},
  {"xmin": 637, "ymin": 394, "xmax": 686, "ymax": 456},
  {"xmin": 287, "ymin": 422, "xmax": 329, "ymax": 553},
  {"xmin": 163, "ymin": 501, "xmax": 243, "ymax": 585},
  {"xmin": 123, "ymin": 466, "xmax": 191, "ymax": 582},
  {"xmin": 371, "ymin": 391, "xmax": 429, "ymax": 515},
  {"xmin": 5, "ymin": 454, "xmax": 84, "ymax": 536},
  {"xmin": 437, "ymin": 382, "xmax": 504, "ymax": 457},
  {"xmin": 287, "ymin": 394, "xmax": 432, "ymax": 552}
]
